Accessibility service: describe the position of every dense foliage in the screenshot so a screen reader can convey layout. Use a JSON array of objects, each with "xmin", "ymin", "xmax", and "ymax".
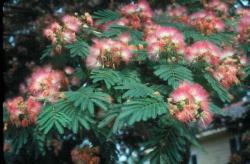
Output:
[{"xmin": 3, "ymin": 0, "xmax": 250, "ymax": 163}]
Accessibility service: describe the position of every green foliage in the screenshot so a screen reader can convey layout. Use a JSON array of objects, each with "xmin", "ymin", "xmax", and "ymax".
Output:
[
  {"xmin": 40, "ymin": 45, "xmax": 53, "ymax": 60},
  {"xmin": 65, "ymin": 39, "xmax": 89, "ymax": 58},
  {"xmin": 245, "ymin": 64, "xmax": 250, "ymax": 77},
  {"xmin": 209, "ymin": 103, "xmax": 225, "ymax": 115},
  {"xmin": 154, "ymin": 64, "xmax": 193, "ymax": 88},
  {"xmin": 11, "ymin": 128, "xmax": 29, "ymax": 154},
  {"xmin": 37, "ymin": 104, "xmax": 71, "ymax": 134},
  {"xmin": 115, "ymin": 82, "xmax": 155, "ymax": 98},
  {"xmin": 112, "ymin": 97, "xmax": 168, "ymax": 132},
  {"xmin": 98, "ymin": 105, "xmax": 121, "ymax": 129},
  {"xmin": 32, "ymin": 129, "xmax": 46, "ymax": 156},
  {"xmin": 64, "ymin": 87, "xmax": 111, "ymax": 115},
  {"xmin": 204, "ymin": 73, "xmax": 230, "ymax": 103},
  {"xmin": 132, "ymin": 50, "xmax": 148, "ymax": 61},
  {"xmin": 90, "ymin": 68, "xmax": 121, "ymax": 89},
  {"xmin": 56, "ymin": 100, "xmax": 94, "ymax": 133},
  {"xmin": 140, "ymin": 119, "xmax": 197, "ymax": 164},
  {"xmin": 93, "ymin": 10, "xmax": 121, "ymax": 25}
]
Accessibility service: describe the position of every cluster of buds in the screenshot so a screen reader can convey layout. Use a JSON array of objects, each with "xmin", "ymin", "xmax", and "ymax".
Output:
[
  {"xmin": 117, "ymin": 0, "xmax": 153, "ymax": 29},
  {"xmin": 166, "ymin": 4, "xmax": 188, "ymax": 23},
  {"xmin": 204, "ymin": 0, "xmax": 228, "ymax": 18},
  {"xmin": 237, "ymin": 15, "xmax": 250, "ymax": 43},
  {"xmin": 64, "ymin": 66, "xmax": 81, "ymax": 87},
  {"xmin": 168, "ymin": 82, "xmax": 212, "ymax": 125},
  {"xmin": 71, "ymin": 146, "xmax": 100, "ymax": 164},
  {"xmin": 145, "ymin": 26, "xmax": 185, "ymax": 61},
  {"xmin": 185, "ymin": 41, "xmax": 221, "ymax": 66},
  {"xmin": 5, "ymin": 96, "xmax": 41, "ymax": 127},
  {"xmin": 209, "ymin": 48, "xmax": 248, "ymax": 88},
  {"xmin": 27, "ymin": 65, "xmax": 68, "ymax": 102},
  {"xmin": 86, "ymin": 33, "xmax": 139, "ymax": 69},
  {"xmin": 189, "ymin": 11, "xmax": 225, "ymax": 35}
]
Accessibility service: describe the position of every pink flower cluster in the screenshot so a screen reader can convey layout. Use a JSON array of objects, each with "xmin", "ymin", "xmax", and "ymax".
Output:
[
  {"xmin": 27, "ymin": 65, "xmax": 68, "ymax": 102},
  {"xmin": 168, "ymin": 82, "xmax": 212, "ymax": 125},
  {"xmin": 209, "ymin": 49, "xmax": 248, "ymax": 88},
  {"xmin": 145, "ymin": 26, "xmax": 185, "ymax": 61},
  {"xmin": 236, "ymin": 8, "xmax": 250, "ymax": 17},
  {"xmin": 237, "ymin": 15, "xmax": 250, "ymax": 43},
  {"xmin": 6, "ymin": 96, "xmax": 41, "ymax": 127},
  {"xmin": 185, "ymin": 41, "xmax": 247, "ymax": 88},
  {"xmin": 185, "ymin": 41, "xmax": 221, "ymax": 66},
  {"xmin": 117, "ymin": 0, "xmax": 153, "ymax": 29},
  {"xmin": 205, "ymin": 0, "xmax": 228, "ymax": 18},
  {"xmin": 86, "ymin": 33, "xmax": 136, "ymax": 69},
  {"xmin": 189, "ymin": 10, "xmax": 225, "ymax": 35},
  {"xmin": 166, "ymin": 5, "xmax": 188, "ymax": 23}
]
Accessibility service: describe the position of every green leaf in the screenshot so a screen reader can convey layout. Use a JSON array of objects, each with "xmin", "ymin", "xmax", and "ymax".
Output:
[
  {"xmin": 209, "ymin": 103, "xmax": 224, "ymax": 115},
  {"xmin": 64, "ymin": 87, "xmax": 110, "ymax": 115},
  {"xmin": 90, "ymin": 68, "xmax": 121, "ymax": 89},
  {"xmin": 37, "ymin": 104, "xmax": 71, "ymax": 134},
  {"xmin": 93, "ymin": 10, "xmax": 121, "ymax": 25},
  {"xmin": 112, "ymin": 97, "xmax": 167, "ymax": 132},
  {"xmin": 57, "ymin": 100, "xmax": 93, "ymax": 133},
  {"xmin": 66, "ymin": 39, "xmax": 89, "ymax": 58},
  {"xmin": 245, "ymin": 64, "xmax": 250, "ymax": 78},
  {"xmin": 11, "ymin": 128, "xmax": 29, "ymax": 154},
  {"xmin": 115, "ymin": 82, "xmax": 155, "ymax": 98},
  {"xmin": 32, "ymin": 129, "xmax": 46, "ymax": 156},
  {"xmin": 98, "ymin": 110, "xmax": 119, "ymax": 128},
  {"xmin": 40, "ymin": 45, "xmax": 53, "ymax": 60},
  {"xmin": 204, "ymin": 73, "xmax": 230, "ymax": 102},
  {"xmin": 154, "ymin": 64, "xmax": 193, "ymax": 88}
]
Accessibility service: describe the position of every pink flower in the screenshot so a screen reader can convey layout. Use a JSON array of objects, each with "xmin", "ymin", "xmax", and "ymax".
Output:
[
  {"xmin": 168, "ymin": 82, "xmax": 211, "ymax": 125},
  {"xmin": 118, "ymin": 0, "xmax": 153, "ymax": 29},
  {"xmin": 205, "ymin": 0, "xmax": 228, "ymax": 17},
  {"xmin": 86, "ymin": 55, "xmax": 101, "ymax": 69},
  {"xmin": 236, "ymin": 8, "xmax": 250, "ymax": 17},
  {"xmin": 62, "ymin": 15, "xmax": 82, "ymax": 32},
  {"xmin": 166, "ymin": 5, "xmax": 188, "ymax": 23},
  {"xmin": 43, "ymin": 22, "xmax": 61, "ymax": 44},
  {"xmin": 237, "ymin": 15, "xmax": 250, "ymax": 43},
  {"xmin": 145, "ymin": 26, "xmax": 185, "ymax": 61},
  {"xmin": 6, "ymin": 96, "xmax": 24, "ymax": 120},
  {"xmin": 184, "ymin": 41, "xmax": 221, "ymax": 66},
  {"xmin": 28, "ymin": 65, "xmax": 68, "ymax": 101},
  {"xmin": 84, "ymin": 12, "xmax": 94, "ymax": 26},
  {"xmin": 121, "ymin": 48, "xmax": 133, "ymax": 63},
  {"xmin": 70, "ymin": 76, "xmax": 80, "ymax": 86},
  {"xmin": 189, "ymin": 10, "xmax": 225, "ymax": 35},
  {"xmin": 86, "ymin": 37, "xmax": 134, "ymax": 69},
  {"xmin": 61, "ymin": 30, "xmax": 76, "ymax": 44},
  {"xmin": 27, "ymin": 97, "xmax": 41, "ymax": 123},
  {"xmin": 64, "ymin": 66, "xmax": 75, "ymax": 75},
  {"xmin": 118, "ymin": 33, "xmax": 131, "ymax": 43}
]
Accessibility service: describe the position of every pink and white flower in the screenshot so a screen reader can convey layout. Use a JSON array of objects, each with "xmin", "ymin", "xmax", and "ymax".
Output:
[
  {"xmin": 62, "ymin": 15, "xmax": 82, "ymax": 32},
  {"xmin": 184, "ymin": 41, "xmax": 221, "ymax": 66},
  {"xmin": 168, "ymin": 82, "xmax": 211, "ymax": 125}
]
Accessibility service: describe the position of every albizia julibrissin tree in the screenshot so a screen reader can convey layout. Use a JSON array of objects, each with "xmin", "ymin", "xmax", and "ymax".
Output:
[{"xmin": 3, "ymin": 0, "xmax": 250, "ymax": 163}]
